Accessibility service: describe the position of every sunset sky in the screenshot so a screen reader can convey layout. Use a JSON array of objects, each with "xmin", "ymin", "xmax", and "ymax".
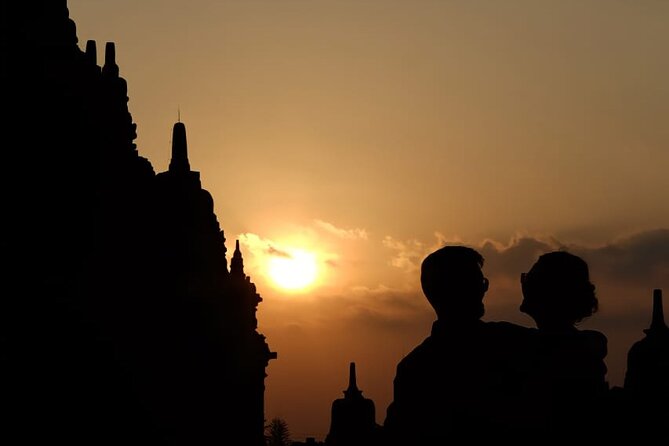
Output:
[{"xmin": 68, "ymin": 1, "xmax": 668, "ymax": 440}]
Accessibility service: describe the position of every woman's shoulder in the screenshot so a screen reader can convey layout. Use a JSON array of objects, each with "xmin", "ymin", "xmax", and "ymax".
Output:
[
  {"xmin": 485, "ymin": 321, "xmax": 537, "ymax": 339},
  {"xmin": 579, "ymin": 329, "xmax": 607, "ymax": 340},
  {"xmin": 483, "ymin": 321, "xmax": 538, "ymax": 353},
  {"xmin": 579, "ymin": 329, "xmax": 608, "ymax": 355},
  {"xmin": 485, "ymin": 320, "xmax": 536, "ymax": 336}
]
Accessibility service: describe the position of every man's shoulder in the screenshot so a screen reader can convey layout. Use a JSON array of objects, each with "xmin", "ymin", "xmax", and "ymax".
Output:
[
  {"xmin": 399, "ymin": 336, "xmax": 433, "ymax": 361},
  {"xmin": 395, "ymin": 321, "xmax": 534, "ymax": 369},
  {"xmin": 395, "ymin": 335, "xmax": 439, "ymax": 371}
]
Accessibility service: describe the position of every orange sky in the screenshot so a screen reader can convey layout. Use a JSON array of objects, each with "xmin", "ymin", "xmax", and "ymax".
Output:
[{"xmin": 68, "ymin": 1, "xmax": 668, "ymax": 440}]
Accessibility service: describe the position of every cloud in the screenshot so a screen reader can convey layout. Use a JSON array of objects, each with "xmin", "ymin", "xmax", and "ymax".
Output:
[
  {"xmin": 262, "ymin": 280, "xmax": 430, "ymax": 336},
  {"xmin": 325, "ymin": 259, "xmax": 339, "ymax": 268},
  {"xmin": 478, "ymin": 236, "xmax": 561, "ymax": 278},
  {"xmin": 253, "ymin": 227, "xmax": 668, "ymax": 332},
  {"xmin": 375, "ymin": 228, "xmax": 668, "ymax": 329},
  {"xmin": 382, "ymin": 232, "xmax": 470, "ymax": 273},
  {"xmin": 314, "ymin": 219, "xmax": 368, "ymax": 240},
  {"xmin": 237, "ymin": 233, "xmax": 294, "ymax": 280},
  {"xmin": 382, "ymin": 236, "xmax": 427, "ymax": 272},
  {"xmin": 257, "ymin": 226, "xmax": 667, "ymax": 320},
  {"xmin": 473, "ymin": 229, "xmax": 669, "ymax": 289},
  {"xmin": 309, "ymin": 286, "xmax": 432, "ymax": 334},
  {"xmin": 376, "ymin": 229, "xmax": 669, "ymax": 291},
  {"xmin": 238, "ymin": 232, "xmax": 278, "ymax": 257},
  {"xmin": 267, "ymin": 246, "xmax": 292, "ymax": 258},
  {"xmin": 574, "ymin": 229, "xmax": 669, "ymax": 286},
  {"xmin": 238, "ymin": 222, "xmax": 367, "ymax": 279},
  {"xmin": 259, "ymin": 227, "xmax": 668, "ymax": 427}
]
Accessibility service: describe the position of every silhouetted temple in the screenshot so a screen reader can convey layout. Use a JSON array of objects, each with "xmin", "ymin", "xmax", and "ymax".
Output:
[
  {"xmin": 625, "ymin": 289, "xmax": 669, "ymax": 399},
  {"xmin": 621, "ymin": 289, "xmax": 669, "ymax": 440},
  {"xmin": 1, "ymin": 2, "xmax": 274, "ymax": 445},
  {"xmin": 325, "ymin": 363, "xmax": 380, "ymax": 446}
]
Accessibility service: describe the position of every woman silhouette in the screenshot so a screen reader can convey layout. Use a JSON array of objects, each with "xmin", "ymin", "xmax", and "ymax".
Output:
[{"xmin": 519, "ymin": 251, "xmax": 609, "ymax": 441}]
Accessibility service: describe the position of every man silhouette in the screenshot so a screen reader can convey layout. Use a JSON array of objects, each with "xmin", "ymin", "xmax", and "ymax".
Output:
[{"xmin": 383, "ymin": 245, "xmax": 531, "ymax": 445}]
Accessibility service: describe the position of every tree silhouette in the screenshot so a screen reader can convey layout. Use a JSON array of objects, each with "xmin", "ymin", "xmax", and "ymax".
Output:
[{"xmin": 265, "ymin": 418, "xmax": 291, "ymax": 446}]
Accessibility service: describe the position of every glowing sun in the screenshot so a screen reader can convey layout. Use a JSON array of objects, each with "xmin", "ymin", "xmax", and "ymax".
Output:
[{"xmin": 267, "ymin": 249, "xmax": 318, "ymax": 291}]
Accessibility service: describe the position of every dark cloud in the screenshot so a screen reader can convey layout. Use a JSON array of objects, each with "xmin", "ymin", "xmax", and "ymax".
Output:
[
  {"xmin": 271, "ymin": 287, "xmax": 431, "ymax": 335},
  {"xmin": 574, "ymin": 229, "xmax": 669, "ymax": 286},
  {"xmin": 267, "ymin": 246, "xmax": 292, "ymax": 258},
  {"xmin": 346, "ymin": 305, "xmax": 432, "ymax": 333},
  {"xmin": 262, "ymin": 228, "xmax": 668, "ymax": 393},
  {"xmin": 473, "ymin": 229, "xmax": 668, "ymax": 386},
  {"xmin": 286, "ymin": 229, "xmax": 668, "ymax": 337},
  {"xmin": 473, "ymin": 229, "xmax": 668, "ymax": 289},
  {"xmin": 480, "ymin": 236, "xmax": 559, "ymax": 278},
  {"xmin": 344, "ymin": 290, "xmax": 432, "ymax": 333},
  {"xmin": 325, "ymin": 259, "xmax": 339, "ymax": 268}
]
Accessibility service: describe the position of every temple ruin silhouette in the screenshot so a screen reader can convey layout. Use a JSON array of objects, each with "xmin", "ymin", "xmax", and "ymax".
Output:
[
  {"xmin": 617, "ymin": 289, "xmax": 669, "ymax": 442},
  {"xmin": 625, "ymin": 289, "xmax": 669, "ymax": 400},
  {"xmin": 1, "ymin": 2, "xmax": 274, "ymax": 445}
]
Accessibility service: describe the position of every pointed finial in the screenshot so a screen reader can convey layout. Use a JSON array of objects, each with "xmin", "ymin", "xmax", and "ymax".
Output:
[
  {"xmin": 349, "ymin": 362, "xmax": 358, "ymax": 390},
  {"xmin": 85, "ymin": 40, "xmax": 97, "ymax": 66},
  {"xmin": 647, "ymin": 289, "xmax": 667, "ymax": 334},
  {"xmin": 168, "ymin": 121, "xmax": 190, "ymax": 173},
  {"xmin": 178, "ymin": 106, "xmax": 181, "ymax": 123},
  {"xmin": 231, "ymin": 239, "xmax": 245, "ymax": 277},
  {"xmin": 105, "ymin": 42, "xmax": 115, "ymax": 65},
  {"xmin": 344, "ymin": 362, "xmax": 362, "ymax": 398},
  {"xmin": 102, "ymin": 42, "xmax": 119, "ymax": 78}
]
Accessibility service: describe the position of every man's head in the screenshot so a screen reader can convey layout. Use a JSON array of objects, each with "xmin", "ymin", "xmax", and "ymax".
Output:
[{"xmin": 421, "ymin": 245, "xmax": 489, "ymax": 321}]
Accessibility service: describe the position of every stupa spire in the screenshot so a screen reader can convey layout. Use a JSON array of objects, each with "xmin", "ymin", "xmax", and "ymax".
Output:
[
  {"xmin": 85, "ymin": 40, "xmax": 97, "ymax": 66},
  {"xmin": 646, "ymin": 289, "xmax": 667, "ymax": 334},
  {"xmin": 102, "ymin": 42, "xmax": 119, "ymax": 78},
  {"xmin": 231, "ymin": 240, "xmax": 245, "ymax": 277},
  {"xmin": 326, "ymin": 362, "xmax": 377, "ymax": 444},
  {"xmin": 169, "ymin": 121, "xmax": 191, "ymax": 173},
  {"xmin": 344, "ymin": 362, "xmax": 363, "ymax": 399}
]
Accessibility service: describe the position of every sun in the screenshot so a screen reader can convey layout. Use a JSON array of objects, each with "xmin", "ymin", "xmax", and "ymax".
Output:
[{"xmin": 267, "ymin": 249, "xmax": 318, "ymax": 291}]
